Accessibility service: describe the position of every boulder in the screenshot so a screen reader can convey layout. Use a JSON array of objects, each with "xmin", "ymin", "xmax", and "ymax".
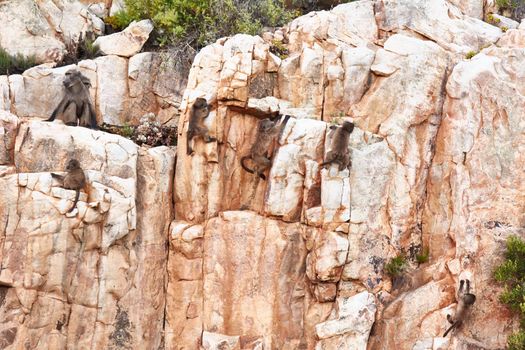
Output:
[{"xmin": 94, "ymin": 20, "xmax": 154, "ymax": 57}]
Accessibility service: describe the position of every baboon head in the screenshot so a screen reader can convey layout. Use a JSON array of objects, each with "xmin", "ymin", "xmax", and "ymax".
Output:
[
  {"xmin": 342, "ymin": 121, "xmax": 354, "ymax": 133},
  {"xmin": 463, "ymin": 293, "xmax": 476, "ymax": 305},
  {"xmin": 258, "ymin": 118, "xmax": 276, "ymax": 132},
  {"xmin": 65, "ymin": 159, "xmax": 81, "ymax": 171},
  {"xmin": 63, "ymin": 69, "xmax": 90, "ymax": 89},
  {"xmin": 193, "ymin": 97, "xmax": 208, "ymax": 109}
]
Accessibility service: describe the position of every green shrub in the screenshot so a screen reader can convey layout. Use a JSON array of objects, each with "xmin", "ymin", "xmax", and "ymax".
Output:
[
  {"xmin": 0, "ymin": 46, "xmax": 38, "ymax": 75},
  {"xmin": 385, "ymin": 255, "xmax": 407, "ymax": 277},
  {"xmin": 494, "ymin": 235, "xmax": 525, "ymax": 350},
  {"xmin": 416, "ymin": 248, "xmax": 430, "ymax": 264},
  {"xmin": 496, "ymin": 0, "xmax": 520, "ymax": 9},
  {"xmin": 270, "ymin": 39, "xmax": 289, "ymax": 59},
  {"xmin": 106, "ymin": 0, "xmax": 299, "ymax": 48},
  {"xmin": 465, "ymin": 51, "xmax": 477, "ymax": 59}
]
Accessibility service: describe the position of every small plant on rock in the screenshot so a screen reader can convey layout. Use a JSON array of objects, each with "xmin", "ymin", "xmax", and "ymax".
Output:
[
  {"xmin": 494, "ymin": 235, "xmax": 525, "ymax": 350},
  {"xmin": 0, "ymin": 46, "xmax": 38, "ymax": 75},
  {"xmin": 465, "ymin": 51, "xmax": 478, "ymax": 59},
  {"xmin": 385, "ymin": 255, "xmax": 407, "ymax": 277},
  {"xmin": 416, "ymin": 248, "xmax": 430, "ymax": 264},
  {"xmin": 487, "ymin": 13, "xmax": 501, "ymax": 24},
  {"xmin": 269, "ymin": 39, "xmax": 289, "ymax": 59}
]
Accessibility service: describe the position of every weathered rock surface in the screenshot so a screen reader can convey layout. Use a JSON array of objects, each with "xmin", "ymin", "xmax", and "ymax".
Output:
[
  {"xmin": 1, "ymin": 53, "xmax": 183, "ymax": 126},
  {"xmin": 0, "ymin": 1, "xmax": 524, "ymax": 349},
  {"xmin": 94, "ymin": 20, "xmax": 154, "ymax": 57},
  {"xmin": 0, "ymin": 120, "xmax": 175, "ymax": 349},
  {"xmin": 0, "ymin": 0, "xmax": 107, "ymax": 63}
]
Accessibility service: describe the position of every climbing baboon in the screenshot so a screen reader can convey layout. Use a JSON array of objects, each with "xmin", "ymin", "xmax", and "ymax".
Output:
[
  {"xmin": 186, "ymin": 97, "xmax": 216, "ymax": 155},
  {"xmin": 240, "ymin": 114, "xmax": 291, "ymax": 180},
  {"xmin": 321, "ymin": 121, "xmax": 354, "ymax": 171},
  {"xmin": 51, "ymin": 159, "xmax": 86, "ymax": 213},
  {"xmin": 443, "ymin": 279, "xmax": 477, "ymax": 337},
  {"xmin": 46, "ymin": 69, "xmax": 98, "ymax": 129}
]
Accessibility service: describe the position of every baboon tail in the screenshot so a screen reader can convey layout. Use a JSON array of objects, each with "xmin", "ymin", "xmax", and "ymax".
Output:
[
  {"xmin": 89, "ymin": 104, "xmax": 98, "ymax": 130},
  {"xmin": 186, "ymin": 133, "xmax": 193, "ymax": 155},
  {"xmin": 46, "ymin": 109, "xmax": 58, "ymax": 122},
  {"xmin": 443, "ymin": 322, "xmax": 457, "ymax": 337},
  {"xmin": 67, "ymin": 189, "xmax": 80, "ymax": 213},
  {"xmin": 240, "ymin": 156, "xmax": 255, "ymax": 174}
]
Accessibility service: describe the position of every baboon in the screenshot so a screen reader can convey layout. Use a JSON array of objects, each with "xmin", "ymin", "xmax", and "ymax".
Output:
[
  {"xmin": 51, "ymin": 159, "xmax": 86, "ymax": 213},
  {"xmin": 46, "ymin": 69, "xmax": 98, "ymax": 129},
  {"xmin": 443, "ymin": 279, "xmax": 477, "ymax": 337},
  {"xmin": 186, "ymin": 97, "xmax": 216, "ymax": 155},
  {"xmin": 240, "ymin": 114, "xmax": 291, "ymax": 180},
  {"xmin": 320, "ymin": 121, "xmax": 354, "ymax": 171}
]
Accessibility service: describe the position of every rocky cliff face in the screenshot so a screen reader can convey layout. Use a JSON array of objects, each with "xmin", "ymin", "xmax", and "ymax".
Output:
[{"xmin": 0, "ymin": 0, "xmax": 524, "ymax": 349}]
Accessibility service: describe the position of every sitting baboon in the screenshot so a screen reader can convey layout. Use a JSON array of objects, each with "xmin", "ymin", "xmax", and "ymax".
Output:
[
  {"xmin": 240, "ymin": 114, "xmax": 291, "ymax": 180},
  {"xmin": 443, "ymin": 279, "xmax": 477, "ymax": 337},
  {"xmin": 321, "ymin": 121, "xmax": 354, "ymax": 171},
  {"xmin": 186, "ymin": 97, "xmax": 216, "ymax": 155},
  {"xmin": 46, "ymin": 69, "xmax": 98, "ymax": 129},
  {"xmin": 51, "ymin": 159, "xmax": 86, "ymax": 213}
]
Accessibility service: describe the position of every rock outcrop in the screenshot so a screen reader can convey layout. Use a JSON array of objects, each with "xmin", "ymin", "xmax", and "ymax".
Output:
[{"xmin": 0, "ymin": 0, "xmax": 524, "ymax": 349}]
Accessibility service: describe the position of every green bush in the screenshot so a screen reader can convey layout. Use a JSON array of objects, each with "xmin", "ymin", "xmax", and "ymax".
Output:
[
  {"xmin": 106, "ymin": 0, "xmax": 299, "ymax": 48},
  {"xmin": 0, "ymin": 46, "xmax": 38, "ymax": 75},
  {"xmin": 496, "ymin": 0, "xmax": 522, "ymax": 10},
  {"xmin": 416, "ymin": 248, "xmax": 430, "ymax": 264},
  {"xmin": 495, "ymin": 235, "xmax": 525, "ymax": 350},
  {"xmin": 385, "ymin": 255, "xmax": 407, "ymax": 277},
  {"xmin": 465, "ymin": 51, "xmax": 477, "ymax": 59}
]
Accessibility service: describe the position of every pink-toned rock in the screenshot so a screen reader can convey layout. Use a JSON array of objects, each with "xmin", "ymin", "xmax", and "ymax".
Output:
[
  {"xmin": 0, "ymin": 111, "xmax": 19, "ymax": 165},
  {"xmin": 315, "ymin": 291, "xmax": 376, "ymax": 348},
  {"xmin": 0, "ymin": 0, "xmax": 104, "ymax": 63},
  {"xmin": 94, "ymin": 20, "xmax": 153, "ymax": 57},
  {"xmin": 377, "ymin": 0, "xmax": 502, "ymax": 54}
]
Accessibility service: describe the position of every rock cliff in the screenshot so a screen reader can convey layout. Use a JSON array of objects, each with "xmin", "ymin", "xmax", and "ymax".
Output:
[{"xmin": 0, "ymin": 0, "xmax": 524, "ymax": 349}]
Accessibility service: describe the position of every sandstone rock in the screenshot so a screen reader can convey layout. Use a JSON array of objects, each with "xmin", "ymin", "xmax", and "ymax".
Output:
[
  {"xmin": 0, "ymin": 111, "xmax": 19, "ymax": 165},
  {"xmin": 447, "ymin": 0, "xmax": 484, "ymax": 18},
  {"xmin": 95, "ymin": 55, "xmax": 129, "ymax": 124},
  {"xmin": 0, "ymin": 76, "xmax": 10, "ymax": 111},
  {"xmin": 1, "ymin": 1, "xmax": 524, "ymax": 349},
  {"xmin": 420, "ymin": 24, "xmax": 525, "ymax": 348},
  {"xmin": 377, "ymin": 0, "xmax": 502, "ymax": 54},
  {"xmin": 4, "ymin": 53, "xmax": 182, "ymax": 126},
  {"xmin": 94, "ymin": 20, "xmax": 154, "ymax": 57},
  {"xmin": 306, "ymin": 230, "xmax": 349, "ymax": 282},
  {"xmin": 202, "ymin": 331, "xmax": 241, "ymax": 350},
  {"xmin": 315, "ymin": 291, "xmax": 376, "ymax": 348},
  {"xmin": 10, "ymin": 64, "xmax": 96, "ymax": 120},
  {"xmin": 489, "ymin": 13, "xmax": 520, "ymax": 30},
  {"xmin": 0, "ymin": 0, "xmax": 104, "ymax": 63},
  {"xmin": 201, "ymin": 212, "xmax": 307, "ymax": 349}
]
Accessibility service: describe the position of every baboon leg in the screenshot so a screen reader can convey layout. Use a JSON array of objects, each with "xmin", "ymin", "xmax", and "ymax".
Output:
[
  {"xmin": 186, "ymin": 130, "xmax": 195, "ymax": 155},
  {"xmin": 252, "ymin": 155, "xmax": 271, "ymax": 180},
  {"xmin": 87, "ymin": 103, "xmax": 98, "ymax": 129},
  {"xmin": 47, "ymin": 97, "xmax": 69, "ymax": 122},
  {"xmin": 79, "ymin": 102, "xmax": 98, "ymax": 129},
  {"xmin": 51, "ymin": 173, "xmax": 64, "ymax": 182},
  {"xmin": 320, "ymin": 151, "xmax": 335, "ymax": 168},
  {"xmin": 465, "ymin": 279, "xmax": 470, "ymax": 293},
  {"xmin": 459, "ymin": 279, "xmax": 465, "ymax": 293},
  {"xmin": 339, "ymin": 153, "xmax": 351, "ymax": 171},
  {"xmin": 62, "ymin": 102, "xmax": 78, "ymax": 126}
]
